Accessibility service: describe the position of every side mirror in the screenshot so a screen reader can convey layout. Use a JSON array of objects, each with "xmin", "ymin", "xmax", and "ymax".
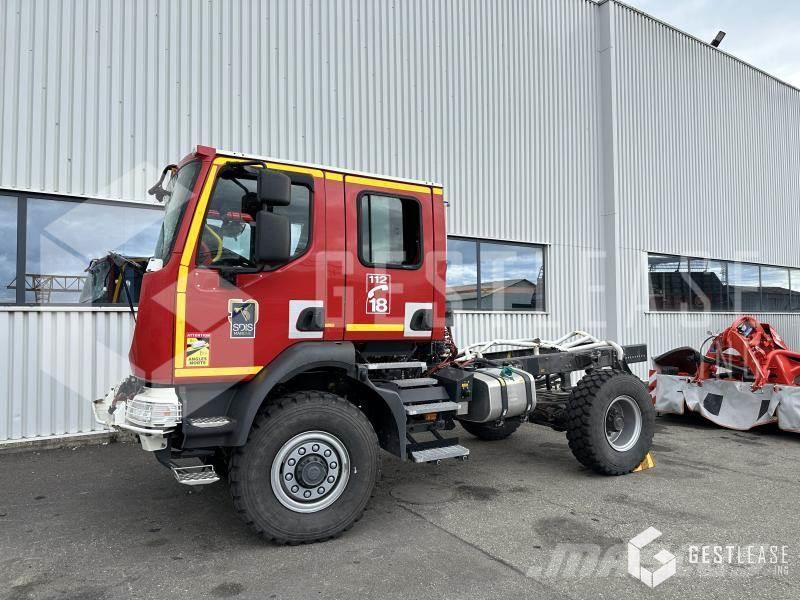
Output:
[
  {"xmin": 254, "ymin": 210, "xmax": 291, "ymax": 263},
  {"xmin": 257, "ymin": 169, "xmax": 291, "ymax": 206}
]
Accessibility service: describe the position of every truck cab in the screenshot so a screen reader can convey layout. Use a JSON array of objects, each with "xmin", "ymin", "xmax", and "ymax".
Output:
[
  {"xmin": 130, "ymin": 146, "xmax": 447, "ymax": 385},
  {"xmin": 94, "ymin": 146, "xmax": 654, "ymax": 544}
]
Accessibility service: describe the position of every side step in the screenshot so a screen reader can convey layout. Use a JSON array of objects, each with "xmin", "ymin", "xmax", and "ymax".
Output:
[
  {"xmin": 410, "ymin": 444, "xmax": 470, "ymax": 463},
  {"xmin": 392, "ymin": 377, "xmax": 440, "ymax": 388},
  {"xmin": 365, "ymin": 361, "xmax": 428, "ymax": 371},
  {"xmin": 171, "ymin": 464, "xmax": 220, "ymax": 486},
  {"xmin": 405, "ymin": 401, "xmax": 460, "ymax": 416}
]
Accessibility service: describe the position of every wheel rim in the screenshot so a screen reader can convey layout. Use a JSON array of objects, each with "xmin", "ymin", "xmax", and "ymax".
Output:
[
  {"xmin": 270, "ymin": 430, "xmax": 350, "ymax": 514},
  {"xmin": 604, "ymin": 395, "xmax": 642, "ymax": 452}
]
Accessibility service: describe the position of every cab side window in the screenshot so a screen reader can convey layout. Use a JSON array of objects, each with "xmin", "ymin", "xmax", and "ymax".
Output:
[
  {"xmin": 358, "ymin": 193, "xmax": 422, "ymax": 268},
  {"xmin": 197, "ymin": 166, "xmax": 311, "ymax": 268}
]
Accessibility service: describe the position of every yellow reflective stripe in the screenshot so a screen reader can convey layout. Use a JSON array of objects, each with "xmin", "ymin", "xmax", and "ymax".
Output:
[
  {"xmin": 345, "ymin": 175, "xmax": 433, "ymax": 195},
  {"xmin": 266, "ymin": 162, "xmax": 323, "ymax": 178},
  {"xmin": 213, "ymin": 157, "xmax": 323, "ymax": 178},
  {"xmin": 174, "ymin": 162, "xmax": 220, "ymax": 372},
  {"xmin": 175, "ymin": 366, "xmax": 262, "ymax": 378},
  {"xmin": 433, "ymin": 188, "xmax": 443, "ymax": 196},
  {"xmin": 174, "ymin": 293, "xmax": 187, "ymax": 369},
  {"xmin": 180, "ymin": 164, "xmax": 219, "ymax": 268},
  {"xmin": 345, "ymin": 323, "xmax": 405, "ymax": 332},
  {"xmin": 326, "ymin": 172, "xmax": 344, "ymax": 181},
  {"xmin": 176, "ymin": 267, "xmax": 188, "ymax": 295}
]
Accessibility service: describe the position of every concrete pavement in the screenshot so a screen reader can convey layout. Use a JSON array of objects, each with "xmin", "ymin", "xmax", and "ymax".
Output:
[{"xmin": 1, "ymin": 414, "xmax": 798, "ymax": 600}]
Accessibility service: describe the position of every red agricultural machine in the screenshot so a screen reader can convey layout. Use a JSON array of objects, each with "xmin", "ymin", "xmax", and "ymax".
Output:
[{"xmin": 651, "ymin": 316, "xmax": 800, "ymax": 432}]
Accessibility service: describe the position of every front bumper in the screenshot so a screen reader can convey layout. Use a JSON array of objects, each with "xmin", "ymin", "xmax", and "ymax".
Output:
[{"xmin": 93, "ymin": 383, "xmax": 182, "ymax": 451}]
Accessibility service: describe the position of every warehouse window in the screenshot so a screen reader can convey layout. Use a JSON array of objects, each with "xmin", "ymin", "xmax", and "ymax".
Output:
[
  {"xmin": 358, "ymin": 193, "xmax": 422, "ymax": 268},
  {"xmin": 648, "ymin": 253, "xmax": 799, "ymax": 313},
  {"xmin": 0, "ymin": 195, "xmax": 18, "ymax": 303},
  {"xmin": 792, "ymin": 270, "xmax": 800, "ymax": 312},
  {"xmin": 758, "ymin": 266, "xmax": 790, "ymax": 312},
  {"xmin": 446, "ymin": 237, "xmax": 545, "ymax": 311},
  {"xmin": 24, "ymin": 197, "xmax": 162, "ymax": 304},
  {"xmin": 688, "ymin": 258, "xmax": 727, "ymax": 311},
  {"xmin": 648, "ymin": 254, "xmax": 691, "ymax": 311}
]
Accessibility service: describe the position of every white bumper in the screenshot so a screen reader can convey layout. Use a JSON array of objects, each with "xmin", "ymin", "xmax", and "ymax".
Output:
[{"xmin": 93, "ymin": 384, "xmax": 182, "ymax": 451}]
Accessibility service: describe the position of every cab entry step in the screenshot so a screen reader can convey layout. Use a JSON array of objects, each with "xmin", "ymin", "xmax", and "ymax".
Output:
[
  {"xmin": 171, "ymin": 464, "xmax": 220, "ymax": 486},
  {"xmin": 410, "ymin": 444, "xmax": 470, "ymax": 463},
  {"xmin": 392, "ymin": 377, "xmax": 440, "ymax": 388},
  {"xmin": 404, "ymin": 401, "xmax": 460, "ymax": 416}
]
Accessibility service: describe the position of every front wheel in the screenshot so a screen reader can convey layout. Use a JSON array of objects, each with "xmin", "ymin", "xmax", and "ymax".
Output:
[
  {"xmin": 229, "ymin": 391, "xmax": 380, "ymax": 544},
  {"xmin": 565, "ymin": 370, "xmax": 654, "ymax": 475}
]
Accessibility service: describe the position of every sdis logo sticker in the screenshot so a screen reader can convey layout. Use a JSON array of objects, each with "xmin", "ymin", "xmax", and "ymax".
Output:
[{"xmin": 228, "ymin": 299, "xmax": 259, "ymax": 338}]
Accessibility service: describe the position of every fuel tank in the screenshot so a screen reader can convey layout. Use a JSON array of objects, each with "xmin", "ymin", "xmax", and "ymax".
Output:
[{"xmin": 460, "ymin": 367, "xmax": 536, "ymax": 422}]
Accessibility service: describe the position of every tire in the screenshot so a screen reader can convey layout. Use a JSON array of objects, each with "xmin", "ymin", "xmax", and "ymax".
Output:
[
  {"xmin": 565, "ymin": 370, "xmax": 654, "ymax": 475},
  {"xmin": 229, "ymin": 391, "xmax": 380, "ymax": 544},
  {"xmin": 459, "ymin": 417, "xmax": 522, "ymax": 441},
  {"xmin": 203, "ymin": 449, "xmax": 230, "ymax": 480}
]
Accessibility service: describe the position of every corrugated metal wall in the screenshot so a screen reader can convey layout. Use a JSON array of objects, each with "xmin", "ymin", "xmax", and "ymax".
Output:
[
  {"xmin": 0, "ymin": 310, "xmax": 133, "ymax": 440},
  {"xmin": 0, "ymin": 0, "xmax": 607, "ymax": 441},
  {"xmin": 605, "ymin": 1, "xmax": 800, "ymax": 373},
  {"xmin": 1, "ymin": 0, "xmax": 799, "ymax": 440}
]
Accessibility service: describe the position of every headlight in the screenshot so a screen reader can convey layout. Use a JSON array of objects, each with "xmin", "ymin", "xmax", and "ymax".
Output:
[{"xmin": 125, "ymin": 387, "xmax": 182, "ymax": 429}]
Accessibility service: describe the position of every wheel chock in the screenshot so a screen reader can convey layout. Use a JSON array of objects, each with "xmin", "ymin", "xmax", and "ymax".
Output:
[{"xmin": 633, "ymin": 451, "xmax": 655, "ymax": 472}]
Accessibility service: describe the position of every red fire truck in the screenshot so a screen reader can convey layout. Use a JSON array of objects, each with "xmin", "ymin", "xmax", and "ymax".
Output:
[{"xmin": 94, "ymin": 146, "xmax": 655, "ymax": 544}]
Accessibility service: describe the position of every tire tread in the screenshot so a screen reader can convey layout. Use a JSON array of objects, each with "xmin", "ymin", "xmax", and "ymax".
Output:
[
  {"xmin": 565, "ymin": 370, "xmax": 651, "ymax": 476},
  {"xmin": 229, "ymin": 390, "xmax": 381, "ymax": 545}
]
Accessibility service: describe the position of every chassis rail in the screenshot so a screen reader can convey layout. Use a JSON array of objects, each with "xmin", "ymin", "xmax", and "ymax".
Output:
[{"xmin": 483, "ymin": 344, "xmax": 647, "ymax": 377}]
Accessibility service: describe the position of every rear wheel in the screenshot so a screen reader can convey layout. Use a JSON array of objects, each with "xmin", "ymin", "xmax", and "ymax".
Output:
[
  {"xmin": 229, "ymin": 391, "xmax": 380, "ymax": 544},
  {"xmin": 565, "ymin": 370, "xmax": 654, "ymax": 475},
  {"xmin": 459, "ymin": 417, "xmax": 522, "ymax": 441}
]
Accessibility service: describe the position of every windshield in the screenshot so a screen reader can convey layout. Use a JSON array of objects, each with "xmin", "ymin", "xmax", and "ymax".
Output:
[{"xmin": 153, "ymin": 160, "xmax": 202, "ymax": 262}]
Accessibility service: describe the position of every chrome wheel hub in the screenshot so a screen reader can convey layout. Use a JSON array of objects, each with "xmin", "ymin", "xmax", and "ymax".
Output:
[
  {"xmin": 271, "ymin": 431, "xmax": 350, "ymax": 513},
  {"xmin": 604, "ymin": 395, "xmax": 642, "ymax": 452}
]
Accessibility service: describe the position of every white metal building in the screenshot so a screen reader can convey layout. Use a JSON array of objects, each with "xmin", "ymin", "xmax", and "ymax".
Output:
[{"xmin": 2, "ymin": 0, "xmax": 800, "ymax": 443}]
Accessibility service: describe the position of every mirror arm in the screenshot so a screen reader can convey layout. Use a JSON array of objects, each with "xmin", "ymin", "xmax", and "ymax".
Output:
[{"xmin": 147, "ymin": 164, "xmax": 177, "ymax": 203}]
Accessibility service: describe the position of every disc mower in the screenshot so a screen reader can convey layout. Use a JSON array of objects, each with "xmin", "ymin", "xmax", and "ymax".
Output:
[{"xmin": 651, "ymin": 316, "xmax": 800, "ymax": 432}]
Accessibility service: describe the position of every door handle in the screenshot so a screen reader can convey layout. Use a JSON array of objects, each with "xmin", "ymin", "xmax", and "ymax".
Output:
[
  {"xmin": 296, "ymin": 307, "xmax": 325, "ymax": 332},
  {"xmin": 409, "ymin": 308, "xmax": 433, "ymax": 331}
]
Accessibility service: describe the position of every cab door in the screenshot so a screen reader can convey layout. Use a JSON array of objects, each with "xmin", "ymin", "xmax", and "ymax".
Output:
[
  {"xmin": 174, "ymin": 158, "xmax": 325, "ymax": 382},
  {"xmin": 343, "ymin": 177, "xmax": 435, "ymax": 341}
]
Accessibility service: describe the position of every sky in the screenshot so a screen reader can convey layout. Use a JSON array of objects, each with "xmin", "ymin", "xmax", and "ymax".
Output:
[{"xmin": 624, "ymin": 0, "xmax": 800, "ymax": 88}]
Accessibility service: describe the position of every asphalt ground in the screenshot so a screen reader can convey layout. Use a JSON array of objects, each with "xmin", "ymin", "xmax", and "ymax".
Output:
[{"xmin": 1, "ymin": 414, "xmax": 798, "ymax": 600}]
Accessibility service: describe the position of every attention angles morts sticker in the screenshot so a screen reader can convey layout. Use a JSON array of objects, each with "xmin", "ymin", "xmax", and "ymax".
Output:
[
  {"xmin": 185, "ymin": 333, "xmax": 210, "ymax": 367},
  {"xmin": 228, "ymin": 299, "xmax": 259, "ymax": 338}
]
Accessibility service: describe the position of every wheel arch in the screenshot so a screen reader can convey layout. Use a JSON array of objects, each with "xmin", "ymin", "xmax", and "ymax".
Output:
[{"xmin": 222, "ymin": 342, "xmax": 406, "ymax": 456}]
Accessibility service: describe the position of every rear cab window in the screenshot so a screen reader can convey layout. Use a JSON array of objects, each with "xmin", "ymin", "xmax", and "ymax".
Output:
[{"xmin": 357, "ymin": 193, "xmax": 422, "ymax": 269}]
